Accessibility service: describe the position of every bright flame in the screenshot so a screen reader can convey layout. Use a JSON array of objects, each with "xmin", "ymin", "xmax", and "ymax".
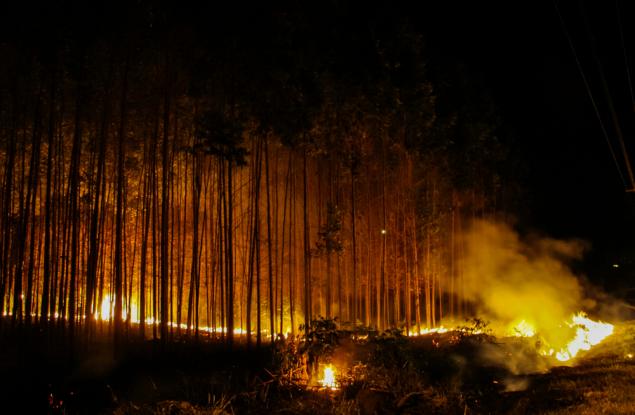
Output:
[
  {"xmin": 406, "ymin": 312, "xmax": 613, "ymax": 363},
  {"xmin": 98, "ymin": 295, "xmax": 112, "ymax": 321},
  {"xmin": 408, "ymin": 326, "xmax": 449, "ymax": 336},
  {"xmin": 319, "ymin": 364, "xmax": 338, "ymax": 390},
  {"xmin": 510, "ymin": 312, "xmax": 614, "ymax": 362},
  {"xmin": 553, "ymin": 313, "xmax": 614, "ymax": 361}
]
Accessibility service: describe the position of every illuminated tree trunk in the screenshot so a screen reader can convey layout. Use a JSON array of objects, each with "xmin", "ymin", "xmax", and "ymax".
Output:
[
  {"xmin": 449, "ymin": 191, "xmax": 456, "ymax": 318},
  {"xmin": 350, "ymin": 163, "xmax": 357, "ymax": 326},
  {"xmin": 114, "ymin": 61, "xmax": 128, "ymax": 350},
  {"xmin": 25, "ymin": 87, "xmax": 43, "ymax": 326},
  {"xmin": 226, "ymin": 159, "xmax": 235, "ymax": 346},
  {"xmin": 40, "ymin": 69, "xmax": 57, "ymax": 327},
  {"xmin": 365, "ymin": 166, "xmax": 372, "ymax": 327},
  {"xmin": 177, "ymin": 146, "xmax": 188, "ymax": 335},
  {"xmin": 66, "ymin": 76, "xmax": 84, "ymax": 342},
  {"xmin": 264, "ymin": 138, "xmax": 275, "ymax": 341},
  {"xmin": 424, "ymin": 229, "xmax": 432, "ymax": 328},
  {"xmin": 279, "ymin": 155, "xmax": 292, "ymax": 334},
  {"xmin": 0, "ymin": 81, "xmax": 18, "ymax": 321},
  {"xmin": 289, "ymin": 168, "xmax": 296, "ymax": 335},
  {"xmin": 85, "ymin": 66, "xmax": 110, "ymax": 336},
  {"xmin": 246, "ymin": 137, "xmax": 263, "ymax": 346},
  {"xmin": 380, "ymin": 145, "xmax": 387, "ymax": 330},
  {"xmin": 187, "ymin": 151, "xmax": 201, "ymax": 339},
  {"xmin": 303, "ymin": 148, "xmax": 311, "ymax": 335},
  {"xmin": 160, "ymin": 66, "xmax": 170, "ymax": 346},
  {"xmin": 412, "ymin": 213, "xmax": 421, "ymax": 334},
  {"xmin": 139, "ymin": 157, "xmax": 151, "ymax": 339}
]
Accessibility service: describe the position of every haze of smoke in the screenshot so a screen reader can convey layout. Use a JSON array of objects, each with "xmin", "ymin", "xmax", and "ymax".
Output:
[{"xmin": 462, "ymin": 219, "xmax": 588, "ymax": 347}]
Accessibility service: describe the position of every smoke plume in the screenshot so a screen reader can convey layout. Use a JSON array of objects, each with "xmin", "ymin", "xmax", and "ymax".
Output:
[{"xmin": 462, "ymin": 219, "xmax": 590, "ymax": 347}]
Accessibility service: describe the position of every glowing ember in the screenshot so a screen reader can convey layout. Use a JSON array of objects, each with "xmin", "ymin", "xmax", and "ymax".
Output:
[
  {"xmin": 408, "ymin": 326, "xmax": 449, "ymax": 336},
  {"xmin": 319, "ymin": 364, "xmax": 338, "ymax": 390}
]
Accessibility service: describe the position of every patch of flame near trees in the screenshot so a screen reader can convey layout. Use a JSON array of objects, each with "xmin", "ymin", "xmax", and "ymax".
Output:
[
  {"xmin": 408, "ymin": 312, "xmax": 613, "ymax": 363},
  {"xmin": 318, "ymin": 364, "xmax": 338, "ymax": 390},
  {"xmin": 438, "ymin": 220, "xmax": 615, "ymax": 363},
  {"xmin": 407, "ymin": 220, "xmax": 616, "ymax": 364},
  {"xmin": 508, "ymin": 313, "xmax": 614, "ymax": 361},
  {"xmin": 94, "ymin": 294, "xmax": 249, "ymax": 335}
]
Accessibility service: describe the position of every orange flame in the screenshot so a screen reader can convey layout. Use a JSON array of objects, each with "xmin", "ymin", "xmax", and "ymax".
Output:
[{"xmin": 508, "ymin": 312, "xmax": 613, "ymax": 362}]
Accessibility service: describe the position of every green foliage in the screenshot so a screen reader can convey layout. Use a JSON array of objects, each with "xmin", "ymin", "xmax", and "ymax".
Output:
[
  {"xmin": 299, "ymin": 316, "xmax": 340, "ymax": 362},
  {"xmin": 364, "ymin": 328, "xmax": 410, "ymax": 370},
  {"xmin": 456, "ymin": 317, "xmax": 495, "ymax": 343},
  {"xmin": 314, "ymin": 203, "xmax": 344, "ymax": 257},
  {"xmin": 194, "ymin": 111, "xmax": 247, "ymax": 166},
  {"xmin": 271, "ymin": 336, "xmax": 306, "ymax": 385}
]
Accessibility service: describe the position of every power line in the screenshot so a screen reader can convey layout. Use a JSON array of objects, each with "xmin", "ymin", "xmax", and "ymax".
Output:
[
  {"xmin": 580, "ymin": 0, "xmax": 635, "ymax": 191},
  {"xmin": 553, "ymin": 0, "xmax": 628, "ymax": 190},
  {"xmin": 616, "ymin": 0, "xmax": 635, "ymax": 113}
]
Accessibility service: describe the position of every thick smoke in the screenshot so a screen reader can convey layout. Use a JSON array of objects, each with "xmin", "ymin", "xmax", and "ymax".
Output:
[{"xmin": 461, "ymin": 220, "xmax": 590, "ymax": 347}]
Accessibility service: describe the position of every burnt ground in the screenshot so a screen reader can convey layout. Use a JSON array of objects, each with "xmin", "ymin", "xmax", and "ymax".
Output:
[{"xmin": 0, "ymin": 320, "xmax": 634, "ymax": 414}]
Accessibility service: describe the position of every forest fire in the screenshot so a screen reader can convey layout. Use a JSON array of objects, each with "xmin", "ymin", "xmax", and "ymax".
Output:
[{"xmin": 2, "ymin": 1, "xmax": 635, "ymax": 413}]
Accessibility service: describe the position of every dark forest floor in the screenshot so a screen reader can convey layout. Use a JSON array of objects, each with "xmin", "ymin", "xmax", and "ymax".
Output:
[{"xmin": 0, "ymin": 320, "xmax": 634, "ymax": 414}]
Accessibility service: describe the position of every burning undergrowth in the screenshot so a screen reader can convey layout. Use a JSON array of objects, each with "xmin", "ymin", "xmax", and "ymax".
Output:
[
  {"xmin": 243, "ymin": 220, "xmax": 623, "ymax": 413},
  {"xmin": 264, "ymin": 318, "xmax": 563, "ymax": 414},
  {"xmin": 456, "ymin": 220, "xmax": 614, "ymax": 370}
]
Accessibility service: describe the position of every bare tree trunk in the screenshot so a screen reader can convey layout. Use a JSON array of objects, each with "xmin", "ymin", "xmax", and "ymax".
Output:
[
  {"xmin": 67, "ymin": 77, "xmax": 83, "ymax": 344},
  {"xmin": 25, "ymin": 87, "xmax": 43, "ymax": 326},
  {"xmin": 264, "ymin": 138, "xmax": 274, "ymax": 342},
  {"xmin": 302, "ymin": 148, "xmax": 311, "ymax": 335},
  {"xmin": 114, "ymin": 60, "xmax": 129, "ymax": 351},
  {"xmin": 40, "ymin": 69, "xmax": 57, "ymax": 327},
  {"xmin": 187, "ymin": 151, "xmax": 201, "ymax": 339},
  {"xmin": 85, "ymin": 64, "xmax": 111, "ymax": 336},
  {"xmin": 160, "ymin": 63, "xmax": 170, "ymax": 346},
  {"xmin": 350, "ymin": 164, "xmax": 357, "ymax": 326},
  {"xmin": 226, "ymin": 160, "xmax": 235, "ymax": 346}
]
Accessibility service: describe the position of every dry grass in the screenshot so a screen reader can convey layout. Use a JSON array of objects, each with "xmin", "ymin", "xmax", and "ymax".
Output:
[{"xmin": 508, "ymin": 321, "xmax": 635, "ymax": 415}]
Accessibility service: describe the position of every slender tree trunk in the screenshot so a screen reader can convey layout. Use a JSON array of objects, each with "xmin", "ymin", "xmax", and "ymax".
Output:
[
  {"xmin": 25, "ymin": 87, "xmax": 43, "ymax": 326},
  {"xmin": 264, "ymin": 139, "xmax": 274, "ymax": 342},
  {"xmin": 40, "ymin": 69, "xmax": 57, "ymax": 327},
  {"xmin": 226, "ymin": 160, "xmax": 235, "ymax": 346},
  {"xmin": 188, "ymin": 152, "xmax": 201, "ymax": 339},
  {"xmin": 160, "ymin": 64, "xmax": 170, "ymax": 346},
  {"xmin": 302, "ymin": 149, "xmax": 311, "ymax": 335},
  {"xmin": 114, "ymin": 60, "xmax": 129, "ymax": 351},
  {"xmin": 85, "ymin": 65, "xmax": 111, "ymax": 336}
]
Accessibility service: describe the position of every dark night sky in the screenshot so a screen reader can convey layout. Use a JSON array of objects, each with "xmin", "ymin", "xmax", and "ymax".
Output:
[{"xmin": 410, "ymin": 1, "xmax": 635, "ymax": 289}]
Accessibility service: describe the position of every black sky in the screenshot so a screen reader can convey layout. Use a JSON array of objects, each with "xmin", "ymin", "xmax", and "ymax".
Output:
[{"xmin": 407, "ymin": 1, "xmax": 635, "ymax": 288}]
